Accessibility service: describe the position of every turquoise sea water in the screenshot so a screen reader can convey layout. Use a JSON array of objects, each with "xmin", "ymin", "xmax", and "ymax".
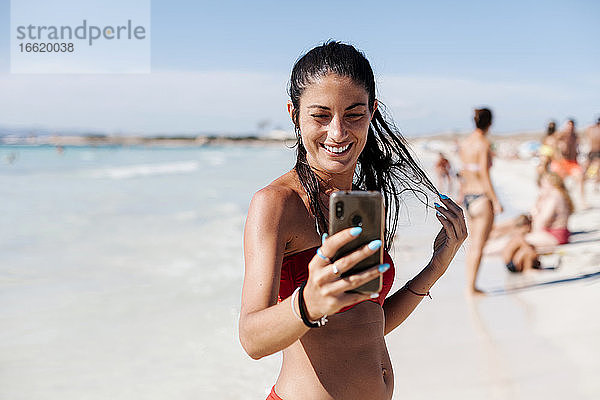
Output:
[{"xmin": 1, "ymin": 144, "xmax": 299, "ymax": 398}]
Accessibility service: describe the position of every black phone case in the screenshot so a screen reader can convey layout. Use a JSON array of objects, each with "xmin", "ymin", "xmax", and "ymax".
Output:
[{"xmin": 329, "ymin": 191, "xmax": 384, "ymax": 295}]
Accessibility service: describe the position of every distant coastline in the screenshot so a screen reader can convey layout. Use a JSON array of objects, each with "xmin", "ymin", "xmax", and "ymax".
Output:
[
  {"xmin": 1, "ymin": 130, "xmax": 544, "ymax": 148},
  {"xmin": 0, "ymin": 133, "xmax": 294, "ymax": 147}
]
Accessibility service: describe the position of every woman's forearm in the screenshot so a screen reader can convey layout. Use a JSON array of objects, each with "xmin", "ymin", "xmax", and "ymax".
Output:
[
  {"xmin": 239, "ymin": 293, "xmax": 309, "ymax": 360},
  {"xmin": 383, "ymin": 260, "xmax": 444, "ymax": 335}
]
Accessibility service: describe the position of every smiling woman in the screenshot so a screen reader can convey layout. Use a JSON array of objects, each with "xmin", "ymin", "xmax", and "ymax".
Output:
[
  {"xmin": 239, "ymin": 41, "xmax": 468, "ymax": 399},
  {"xmin": 287, "ymin": 43, "xmax": 441, "ymax": 244},
  {"xmin": 289, "ymin": 74, "xmax": 373, "ymax": 177}
]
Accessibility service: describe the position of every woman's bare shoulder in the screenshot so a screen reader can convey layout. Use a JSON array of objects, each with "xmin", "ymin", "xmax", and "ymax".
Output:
[
  {"xmin": 473, "ymin": 134, "xmax": 491, "ymax": 149},
  {"xmin": 245, "ymin": 170, "xmax": 308, "ymax": 253},
  {"xmin": 249, "ymin": 170, "xmax": 305, "ymax": 218},
  {"xmin": 460, "ymin": 134, "xmax": 489, "ymax": 157}
]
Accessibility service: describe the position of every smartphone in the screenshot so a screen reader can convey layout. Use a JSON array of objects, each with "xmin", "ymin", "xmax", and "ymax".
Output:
[{"xmin": 329, "ymin": 191, "xmax": 384, "ymax": 295}]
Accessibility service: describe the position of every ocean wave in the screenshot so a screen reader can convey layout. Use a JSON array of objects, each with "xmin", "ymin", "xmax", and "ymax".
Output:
[
  {"xmin": 203, "ymin": 152, "xmax": 226, "ymax": 166},
  {"xmin": 89, "ymin": 161, "xmax": 199, "ymax": 179}
]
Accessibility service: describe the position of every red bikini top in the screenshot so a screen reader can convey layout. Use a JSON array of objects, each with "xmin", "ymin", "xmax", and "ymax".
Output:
[{"xmin": 277, "ymin": 246, "xmax": 395, "ymax": 313}]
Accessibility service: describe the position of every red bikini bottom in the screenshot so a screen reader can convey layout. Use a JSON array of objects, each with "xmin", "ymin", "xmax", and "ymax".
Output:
[
  {"xmin": 545, "ymin": 227, "xmax": 570, "ymax": 245},
  {"xmin": 266, "ymin": 385, "xmax": 284, "ymax": 400}
]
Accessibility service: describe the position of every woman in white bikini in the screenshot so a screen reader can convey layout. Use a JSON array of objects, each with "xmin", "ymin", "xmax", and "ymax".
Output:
[{"xmin": 458, "ymin": 108, "xmax": 502, "ymax": 294}]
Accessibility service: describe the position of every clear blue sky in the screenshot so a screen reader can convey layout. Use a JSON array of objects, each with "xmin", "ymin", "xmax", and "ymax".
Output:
[{"xmin": 0, "ymin": 0, "xmax": 598, "ymax": 135}]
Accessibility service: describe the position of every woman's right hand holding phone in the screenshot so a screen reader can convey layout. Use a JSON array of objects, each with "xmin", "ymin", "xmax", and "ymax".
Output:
[{"xmin": 302, "ymin": 227, "xmax": 390, "ymax": 321}]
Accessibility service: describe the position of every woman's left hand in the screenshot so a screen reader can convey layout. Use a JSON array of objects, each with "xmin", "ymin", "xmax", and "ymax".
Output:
[{"xmin": 431, "ymin": 195, "xmax": 468, "ymax": 274}]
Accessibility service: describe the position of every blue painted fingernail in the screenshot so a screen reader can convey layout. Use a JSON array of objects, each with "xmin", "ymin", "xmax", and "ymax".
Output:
[
  {"xmin": 316, "ymin": 247, "xmax": 329, "ymax": 260},
  {"xmin": 436, "ymin": 211, "xmax": 442, "ymax": 216},
  {"xmin": 322, "ymin": 233, "xmax": 328, "ymax": 243},
  {"xmin": 440, "ymin": 194, "xmax": 449, "ymax": 199},
  {"xmin": 378, "ymin": 263, "xmax": 390, "ymax": 273},
  {"xmin": 434, "ymin": 202, "xmax": 441, "ymax": 208},
  {"xmin": 368, "ymin": 239, "xmax": 382, "ymax": 250},
  {"xmin": 350, "ymin": 227, "xmax": 362, "ymax": 236},
  {"xmin": 370, "ymin": 293, "xmax": 380, "ymax": 299}
]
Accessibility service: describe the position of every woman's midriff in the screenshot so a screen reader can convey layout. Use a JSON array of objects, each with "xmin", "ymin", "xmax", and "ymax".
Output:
[
  {"xmin": 274, "ymin": 301, "xmax": 393, "ymax": 400},
  {"xmin": 460, "ymin": 171, "xmax": 486, "ymax": 196}
]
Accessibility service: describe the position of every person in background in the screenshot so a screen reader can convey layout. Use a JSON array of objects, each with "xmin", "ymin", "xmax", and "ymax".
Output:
[
  {"xmin": 488, "ymin": 170, "xmax": 573, "ymax": 264},
  {"xmin": 502, "ymin": 216, "xmax": 540, "ymax": 273},
  {"xmin": 488, "ymin": 214, "xmax": 531, "ymax": 241},
  {"xmin": 434, "ymin": 152, "xmax": 453, "ymax": 194},
  {"xmin": 525, "ymin": 172, "xmax": 573, "ymax": 251},
  {"xmin": 550, "ymin": 119, "xmax": 585, "ymax": 206},
  {"xmin": 458, "ymin": 108, "xmax": 503, "ymax": 295},
  {"xmin": 537, "ymin": 120, "xmax": 557, "ymax": 177},
  {"xmin": 583, "ymin": 117, "xmax": 600, "ymax": 190}
]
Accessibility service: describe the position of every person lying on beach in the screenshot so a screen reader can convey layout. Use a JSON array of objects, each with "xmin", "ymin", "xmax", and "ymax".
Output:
[
  {"xmin": 489, "ymin": 214, "xmax": 547, "ymax": 273},
  {"xmin": 239, "ymin": 41, "xmax": 467, "ymax": 400},
  {"xmin": 458, "ymin": 108, "xmax": 502, "ymax": 295},
  {"xmin": 502, "ymin": 232, "xmax": 541, "ymax": 273},
  {"xmin": 487, "ymin": 214, "xmax": 538, "ymax": 272},
  {"xmin": 488, "ymin": 213, "xmax": 532, "ymax": 241}
]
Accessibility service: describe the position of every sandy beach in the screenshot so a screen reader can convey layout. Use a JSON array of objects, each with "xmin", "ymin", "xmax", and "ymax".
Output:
[
  {"xmin": 1, "ymin": 140, "xmax": 598, "ymax": 399},
  {"xmin": 383, "ymin": 148, "xmax": 600, "ymax": 400}
]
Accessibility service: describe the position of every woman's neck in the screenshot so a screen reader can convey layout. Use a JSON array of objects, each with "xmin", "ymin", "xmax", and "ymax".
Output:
[{"xmin": 311, "ymin": 167, "xmax": 355, "ymax": 193}]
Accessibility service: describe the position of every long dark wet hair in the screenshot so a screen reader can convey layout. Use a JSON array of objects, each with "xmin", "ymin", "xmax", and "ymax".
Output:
[{"xmin": 288, "ymin": 41, "xmax": 439, "ymax": 251}]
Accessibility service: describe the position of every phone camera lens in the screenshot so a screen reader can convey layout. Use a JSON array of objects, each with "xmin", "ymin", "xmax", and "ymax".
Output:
[
  {"xmin": 351, "ymin": 214, "xmax": 362, "ymax": 227},
  {"xmin": 335, "ymin": 201, "xmax": 344, "ymax": 218}
]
